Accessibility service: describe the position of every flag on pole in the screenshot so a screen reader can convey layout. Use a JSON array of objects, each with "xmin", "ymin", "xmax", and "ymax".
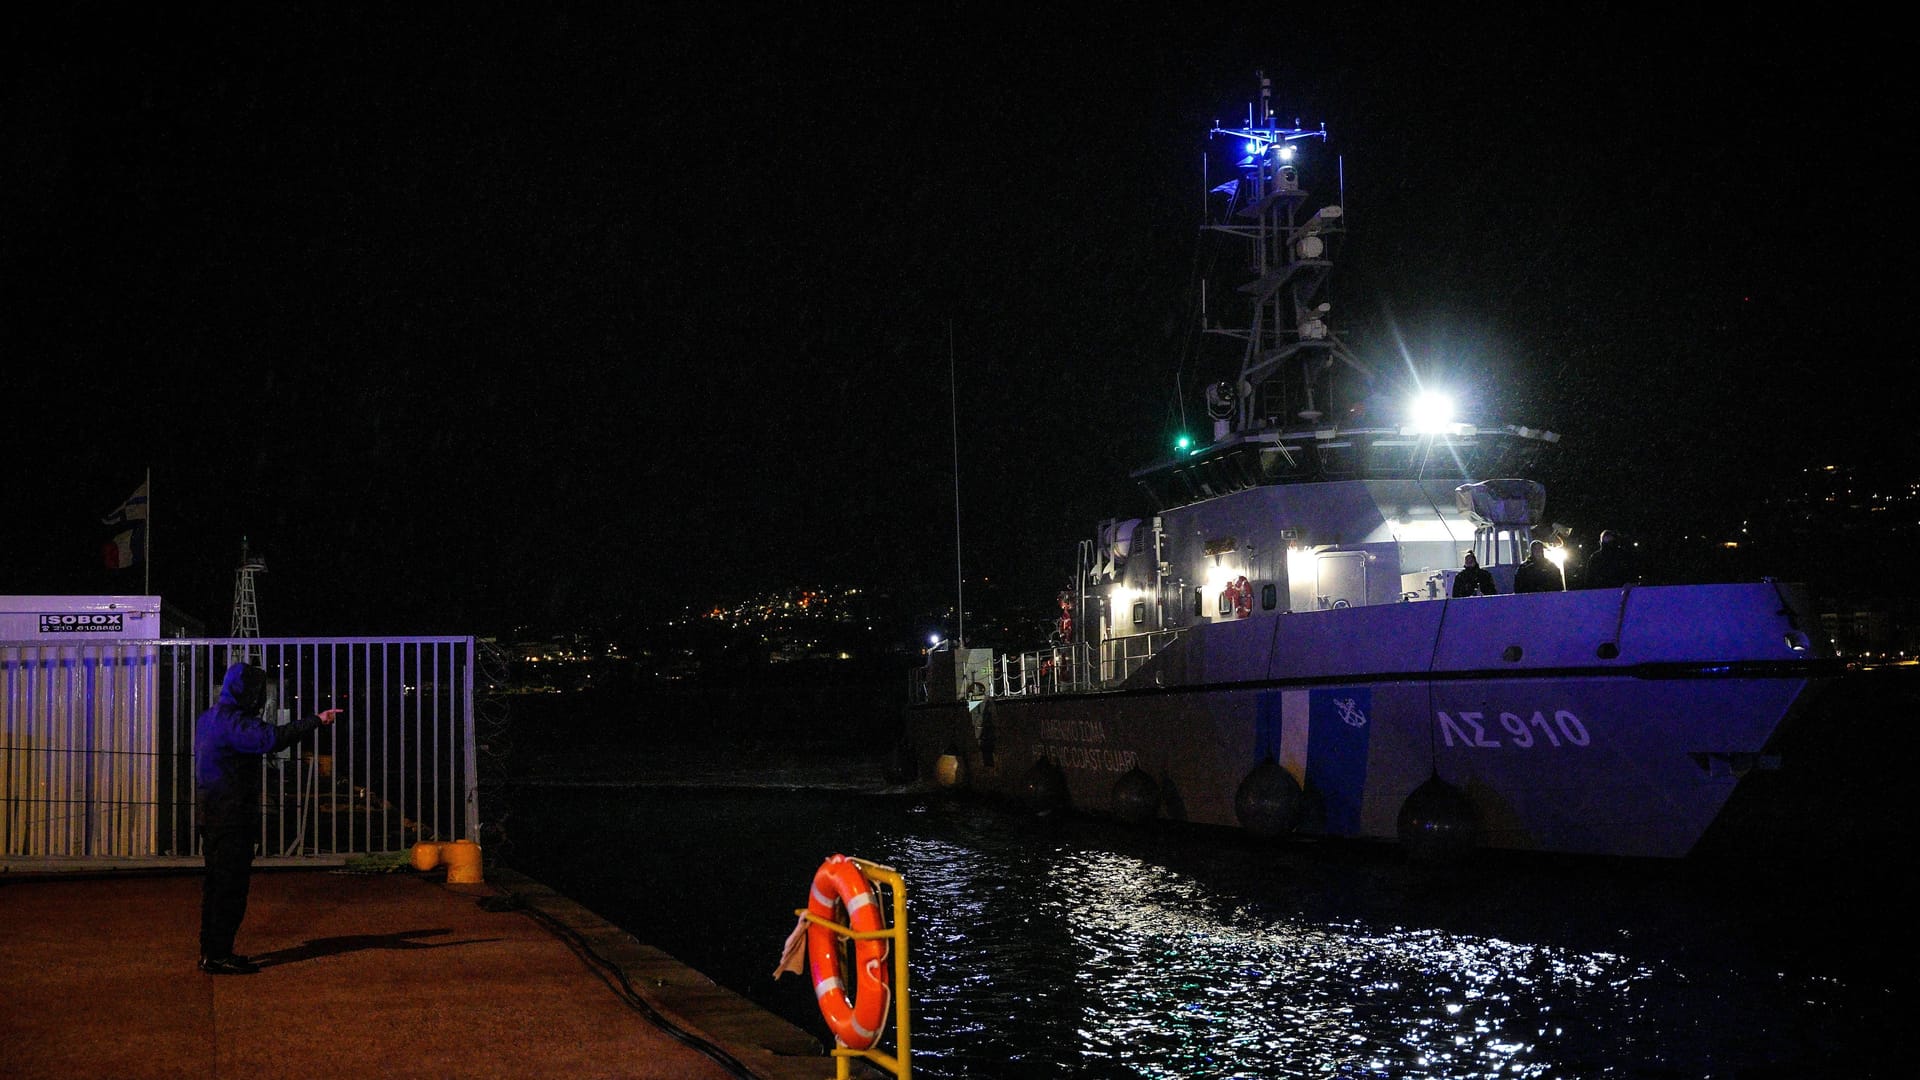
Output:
[
  {"xmin": 103, "ymin": 479, "xmax": 149, "ymax": 524},
  {"xmin": 103, "ymin": 526, "xmax": 142, "ymax": 569}
]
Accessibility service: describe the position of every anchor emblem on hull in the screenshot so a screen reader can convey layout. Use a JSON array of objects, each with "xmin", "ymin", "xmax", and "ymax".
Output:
[{"xmin": 1334, "ymin": 696, "xmax": 1369, "ymax": 728}]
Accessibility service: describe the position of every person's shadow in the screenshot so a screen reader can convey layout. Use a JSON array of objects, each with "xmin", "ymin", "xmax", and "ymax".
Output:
[{"xmin": 251, "ymin": 928, "xmax": 502, "ymax": 969}]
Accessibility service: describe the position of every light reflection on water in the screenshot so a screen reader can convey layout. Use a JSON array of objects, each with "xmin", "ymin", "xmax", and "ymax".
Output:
[
  {"xmin": 505, "ymin": 787, "xmax": 1897, "ymax": 1079},
  {"xmin": 901, "ymin": 840, "xmax": 1661, "ymax": 1079}
]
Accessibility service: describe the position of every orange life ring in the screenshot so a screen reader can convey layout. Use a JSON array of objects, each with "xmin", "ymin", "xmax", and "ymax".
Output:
[
  {"xmin": 806, "ymin": 854, "xmax": 891, "ymax": 1049},
  {"xmin": 1227, "ymin": 575, "xmax": 1253, "ymax": 619}
]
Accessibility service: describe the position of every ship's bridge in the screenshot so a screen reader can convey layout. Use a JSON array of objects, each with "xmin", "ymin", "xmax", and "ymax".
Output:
[{"xmin": 1133, "ymin": 422, "xmax": 1560, "ymax": 513}]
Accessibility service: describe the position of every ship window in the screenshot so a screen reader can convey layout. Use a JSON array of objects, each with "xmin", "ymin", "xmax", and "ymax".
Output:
[
  {"xmin": 1217, "ymin": 590, "xmax": 1232, "ymax": 616},
  {"xmin": 1192, "ymin": 588, "xmax": 1202, "ymax": 617},
  {"xmin": 1262, "ymin": 583, "xmax": 1277, "ymax": 610},
  {"xmin": 1132, "ymin": 600, "xmax": 1147, "ymax": 625}
]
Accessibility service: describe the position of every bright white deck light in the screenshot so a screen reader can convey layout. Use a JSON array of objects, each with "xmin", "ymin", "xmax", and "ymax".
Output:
[{"xmin": 1409, "ymin": 391, "xmax": 1455, "ymax": 433}]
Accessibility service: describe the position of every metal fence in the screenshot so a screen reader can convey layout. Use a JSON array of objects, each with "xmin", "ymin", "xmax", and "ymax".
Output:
[{"xmin": 1, "ymin": 637, "xmax": 477, "ymax": 863}]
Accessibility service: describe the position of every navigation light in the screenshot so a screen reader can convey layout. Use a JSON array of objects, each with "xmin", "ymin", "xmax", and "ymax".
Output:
[{"xmin": 1175, "ymin": 434, "xmax": 1194, "ymax": 454}]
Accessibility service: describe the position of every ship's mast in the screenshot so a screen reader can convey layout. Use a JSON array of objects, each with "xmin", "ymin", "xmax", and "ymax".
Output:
[
  {"xmin": 1204, "ymin": 72, "xmax": 1366, "ymax": 437},
  {"xmin": 1133, "ymin": 74, "xmax": 1559, "ymax": 515}
]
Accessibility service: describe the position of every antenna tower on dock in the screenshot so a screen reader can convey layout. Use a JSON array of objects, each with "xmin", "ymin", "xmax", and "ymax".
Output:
[{"xmin": 229, "ymin": 537, "xmax": 267, "ymax": 665}]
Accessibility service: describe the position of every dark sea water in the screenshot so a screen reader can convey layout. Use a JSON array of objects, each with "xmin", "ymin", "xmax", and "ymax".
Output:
[
  {"xmin": 491, "ymin": 678, "xmax": 1908, "ymax": 1079},
  {"xmin": 476, "ymin": 672, "xmax": 1904, "ymax": 1076}
]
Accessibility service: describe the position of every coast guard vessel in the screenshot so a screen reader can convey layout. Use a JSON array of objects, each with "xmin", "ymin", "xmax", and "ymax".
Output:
[{"xmin": 904, "ymin": 75, "xmax": 1836, "ymax": 859}]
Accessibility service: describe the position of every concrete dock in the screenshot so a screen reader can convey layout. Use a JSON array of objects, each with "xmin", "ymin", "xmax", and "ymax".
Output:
[{"xmin": 0, "ymin": 863, "xmax": 867, "ymax": 1079}]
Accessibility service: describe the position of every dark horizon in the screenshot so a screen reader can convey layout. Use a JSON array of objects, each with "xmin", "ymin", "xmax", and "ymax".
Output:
[{"xmin": 6, "ymin": 8, "xmax": 1910, "ymax": 636}]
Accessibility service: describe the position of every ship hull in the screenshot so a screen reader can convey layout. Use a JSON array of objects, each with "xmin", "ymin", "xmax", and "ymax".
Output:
[{"xmin": 906, "ymin": 583, "xmax": 1836, "ymax": 859}]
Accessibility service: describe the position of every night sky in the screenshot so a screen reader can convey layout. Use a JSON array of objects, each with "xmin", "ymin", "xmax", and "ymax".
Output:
[{"xmin": 5, "ymin": 7, "xmax": 1909, "ymax": 636}]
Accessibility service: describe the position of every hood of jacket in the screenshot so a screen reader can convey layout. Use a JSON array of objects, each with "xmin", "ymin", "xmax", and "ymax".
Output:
[{"xmin": 218, "ymin": 662, "xmax": 269, "ymax": 715}]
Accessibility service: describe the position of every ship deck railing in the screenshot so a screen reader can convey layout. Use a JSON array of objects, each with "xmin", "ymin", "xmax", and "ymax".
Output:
[
  {"xmin": 992, "ymin": 629, "xmax": 1185, "ymax": 697},
  {"xmin": 910, "ymin": 629, "xmax": 1186, "ymax": 704},
  {"xmin": 1098, "ymin": 628, "xmax": 1184, "ymax": 686},
  {"xmin": 990, "ymin": 642, "xmax": 1096, "ymax": 696}
]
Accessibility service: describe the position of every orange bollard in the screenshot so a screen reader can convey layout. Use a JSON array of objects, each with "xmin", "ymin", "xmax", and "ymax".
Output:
[
  {"xmin": 408, "ymin": 840, "xmax": 482, "ymax": 883},
  {"xmin": 443, "ymin": 840, "xmax": 484, "ymax": 884}
]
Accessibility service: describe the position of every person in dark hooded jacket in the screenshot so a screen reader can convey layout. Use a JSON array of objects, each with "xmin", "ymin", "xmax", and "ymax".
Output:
[
  {"xmin": 1582, "ymin": 529, "xmax": 1639, "ymax": 589},
  {"xmin": 195, "ymin": 661, "xmax": 341, "ymax": 974},
  {"xmin": 1451, "ymin": 551, "xmax": 1498, "ymax": 597}
]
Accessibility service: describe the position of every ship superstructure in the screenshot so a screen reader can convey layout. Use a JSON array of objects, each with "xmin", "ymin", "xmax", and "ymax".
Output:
[{"xmin": 906, "ymin": 74, "xmax": 1834, "ymax": 859}]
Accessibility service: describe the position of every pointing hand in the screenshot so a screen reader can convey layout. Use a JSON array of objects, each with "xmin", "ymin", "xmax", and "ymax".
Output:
[{"xmin": 318, "ymin": 708, "xmax": 344, "ymax": 726}]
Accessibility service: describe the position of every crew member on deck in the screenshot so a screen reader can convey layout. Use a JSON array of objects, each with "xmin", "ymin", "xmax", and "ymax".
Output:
[
  {"xmin": 1451, "ymin": 551, "xmax": 1498, "ymax": 596},
  {"xmin": 1583, "ymin": 529, "xmax": 1638, "ymax": 588},
  {"xmin": 1513, "ymin": 540, "xmax": 1566, "ymax": 593}
]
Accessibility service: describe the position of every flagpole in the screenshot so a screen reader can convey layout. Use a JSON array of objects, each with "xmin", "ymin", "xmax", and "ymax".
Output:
[
  {"xmin": 143, "ymin": 466, "xmax": 151, "ymax": 596},
  {"xmin": 949, "ymin": 321, "xmax": 964, "ymax": 650}
]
